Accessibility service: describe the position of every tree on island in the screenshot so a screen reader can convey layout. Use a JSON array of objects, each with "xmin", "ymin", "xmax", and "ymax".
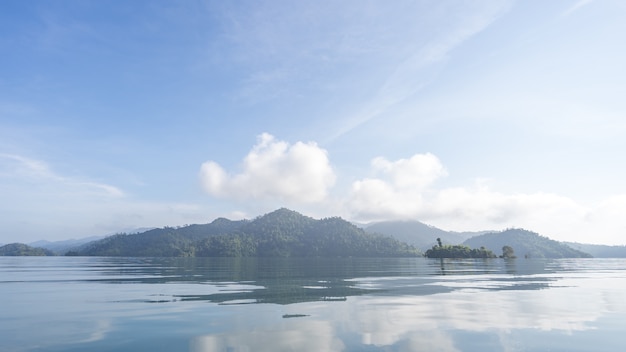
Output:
[{"xmin": 501, "ymin": 245, "xmax": 517, "ymax": 259}]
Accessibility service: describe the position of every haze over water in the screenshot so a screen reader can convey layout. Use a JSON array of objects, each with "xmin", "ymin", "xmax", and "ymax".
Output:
[{"xmin": 1, "ymin": 257, "xmax": 625, "ymax": 351}]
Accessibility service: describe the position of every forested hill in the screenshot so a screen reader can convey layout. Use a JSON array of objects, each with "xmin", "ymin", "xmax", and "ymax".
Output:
[
  {"xmin": 463, "ymin": 229, "xmax": 592, "ymax": 258},
  {"xmin": 0, "ymin": 243, "xmax": 54, "ymax": 256},
  {"xmin": 70, "ymin": 208, "xmax": 419, "ymax": 257}
]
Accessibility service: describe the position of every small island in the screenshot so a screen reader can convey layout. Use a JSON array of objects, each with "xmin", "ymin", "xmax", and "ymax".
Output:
[{"xmin": 425, "ymin": 238, "xmax": 515, "ymax": 259}]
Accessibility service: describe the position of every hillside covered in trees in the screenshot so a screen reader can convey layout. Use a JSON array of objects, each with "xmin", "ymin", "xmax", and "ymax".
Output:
[
  {"xmin": 425, "ymin": 245, "xmax": 497, "ymax": 259},
  {"xmin": 0, "ymin": 243, "xmax": 53, "ymax": 256},
  {"xmin": 69, "ymin": 208, "xmax": 420, "ymax": 257},
  {"xmin": 463, "ymin": 229, "xmax": 592, "ymax": 258}
]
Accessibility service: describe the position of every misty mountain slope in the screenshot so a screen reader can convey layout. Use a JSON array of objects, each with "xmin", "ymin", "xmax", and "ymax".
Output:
[
  {"xmin": 564, "ymin": 242, "xmax": 626, "ymax": 258},
  {"xmin": 365, "ymin": 220, "xmax": 486, "ymax": 251},
  {"xmin": 463, "ymin": 229, "xmax": 592, "ymax": 258},
  {"xmin": 29, "ymin": 227, "xmax": 156, "ymax": 255},
  {"xmin": 29, "ymin": 236, "xmax": 106, "ymax": 255}
]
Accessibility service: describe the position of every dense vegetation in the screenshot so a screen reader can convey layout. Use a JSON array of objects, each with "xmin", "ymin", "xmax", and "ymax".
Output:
[
  {"xmin": 425, "ymin": 238, "xmax": 497, "ymax": 258},
  {"xmin": 69, "ymin": 208, "xmax": 420, "ymax": 257},
  {"xmin": 0, "ymin": 243, "xmax": 53, "ymax": 256},
  {"xmin": 464, "ymin": 229, "xmax": 592, "ymax": 258},
  {"xmin": 501, "ymin": 245, "xmax": 517, "ymax": 259}
]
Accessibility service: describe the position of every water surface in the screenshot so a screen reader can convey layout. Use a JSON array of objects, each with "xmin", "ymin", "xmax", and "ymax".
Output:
[{"xmin": 1, "ymin": 257, "xmax": 625, "ymax": 351}]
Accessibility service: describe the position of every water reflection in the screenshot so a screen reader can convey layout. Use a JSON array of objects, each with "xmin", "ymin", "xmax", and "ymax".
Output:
[
  {"xmin": 78, "ymin": 257, "xmax": 561, "ymax": 305},
  {"xmin": 185, "ymin": 269, "xmax": 625, "ymax": 351},
  {"xmin": 190, "ymin": 320, "xmax": 345, "ymax": 352},
  {"xmin": 2, "ymin": 257, "xmax": 626, "ymax": 352}
]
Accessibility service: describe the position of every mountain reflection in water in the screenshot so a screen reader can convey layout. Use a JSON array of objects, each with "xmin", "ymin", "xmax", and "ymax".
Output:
[
  {"xmin": 1, "ymin": 257, "xmax": 625, "ymax": 352},
  {"xmin": 90, "ymin": 257, "xmax": 555, "ymax": 305}
]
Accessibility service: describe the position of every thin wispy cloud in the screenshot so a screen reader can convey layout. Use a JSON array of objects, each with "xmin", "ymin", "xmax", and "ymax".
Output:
[
  {"xmin": 562, "ymin": 0, "xmax": 595, "ymax": 17},
  {"xmin": 0, "ymin": 153, "xmax": 212, "ymax": 241},
  {"xmin": 0, "ymin": 153, "xmax": 124, "ymax": 198},
  {"xmin": 326, "ymin": 1, "xmax": 513, "ymax": 142}
]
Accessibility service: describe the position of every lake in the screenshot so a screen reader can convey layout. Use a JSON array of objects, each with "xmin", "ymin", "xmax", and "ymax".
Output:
[{"xmin": 1, "ymin": 257, "xmax": 625, "ymax": 351}]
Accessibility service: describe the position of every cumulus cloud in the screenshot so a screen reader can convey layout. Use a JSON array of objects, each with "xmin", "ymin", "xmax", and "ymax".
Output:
[
  {"xmin": 197, "ymin": 136, "xmax": 625, "ymax": 244},
  {"xmin": 344, "ymin": 153, "xmax": 626, "ymax": 244},
  {"xmin": 347, "ymin": 153, "xmax": 446, "ymax": 220},
  {"xmin": 424, "ymin": 185, "xmax": 591, "ymax": 238},
  {"xmin": 371, "ymin": 153, "xmax": 447, "ymax": 190},
  {"xmin": 199, "ymin": 133, "xmax": 336, "ymax": 203}
]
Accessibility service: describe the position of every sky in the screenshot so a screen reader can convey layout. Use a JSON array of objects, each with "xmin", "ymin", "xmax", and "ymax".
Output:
[{"xmin": 1, "ymin": 0, "xmax": 625, "ymax": 245}]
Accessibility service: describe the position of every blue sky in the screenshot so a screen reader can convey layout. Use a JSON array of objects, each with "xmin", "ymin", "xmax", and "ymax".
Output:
[{"xmin": 1, "ymin": 0, "xmax": 625, "ymax": 245}]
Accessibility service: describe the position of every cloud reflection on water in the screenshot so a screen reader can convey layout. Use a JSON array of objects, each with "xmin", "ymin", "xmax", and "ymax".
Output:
[
  {"xmin": 3, "ymin": 258, "xmax": 626, "ymax": 351},
  {"xmin": 186, "ymin": 271, "xmax": 626, "ymax": 351},
  {"xmin": 190, "ymin": 320, "xmax": 344, "ymax": 352}
]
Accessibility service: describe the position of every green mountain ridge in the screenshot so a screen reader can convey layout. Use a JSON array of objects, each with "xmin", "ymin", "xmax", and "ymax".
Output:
[{"xmin": 69, "ymin": 208, "xmax": 420, "ymax": 257}]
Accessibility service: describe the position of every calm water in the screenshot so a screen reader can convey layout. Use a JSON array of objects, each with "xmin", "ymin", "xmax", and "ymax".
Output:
[{"xmin": 1, "ymin": 257, "xmax": 625, "ymax": 351}]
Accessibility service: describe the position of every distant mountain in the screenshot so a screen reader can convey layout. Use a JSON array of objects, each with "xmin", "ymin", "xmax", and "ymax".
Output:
[
  {"xmin": 463, "ymin": 229, "xmax": 592, "ymax": 258},
  {"xmin": 71, "ymin": 208, "xmax": 420, "ymax": 257},
  {"xmin": 30, "ymin": 235, "xmax": 106, "ymax": 255},
  {"xmin": 29, "ymin": 228, "xmax": 155, "ymax": 255},
  {"xmin": 564, "ymin": 242, "xmax": 626, "ymax": 258},
  {"xmin": 0, "ymin": 243, "xmax": 54, "ymax": 256},
  {"xmin": 365, "ymin": 220, "xmax": 487, "ymax": 251}
]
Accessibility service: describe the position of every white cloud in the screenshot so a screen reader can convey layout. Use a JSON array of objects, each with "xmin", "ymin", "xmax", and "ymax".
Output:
[
  {"xmin": 345, "ymin": 152, "xmax": 624, "ymax": 244},
  {"xmin": 197, "ymin": 137, "xmax": 625, "ymax": 244},
  {"xmin": 371, "ymin": 153, "xmax": 447, "ymax": 190},
  {"xmin": 346, "ymin": 153, "xmax": 446, "ymax": 220},
  {"xmin": 581, "ymin": 195, "xmax": 626, "ymax": 243},
  {"xmin": 425, "ymin": 185, "xmax": 590, "ymax": 235},
  {"xmin": 199, "ymin": 133, "xmax": 336, "ymax": 203}
]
